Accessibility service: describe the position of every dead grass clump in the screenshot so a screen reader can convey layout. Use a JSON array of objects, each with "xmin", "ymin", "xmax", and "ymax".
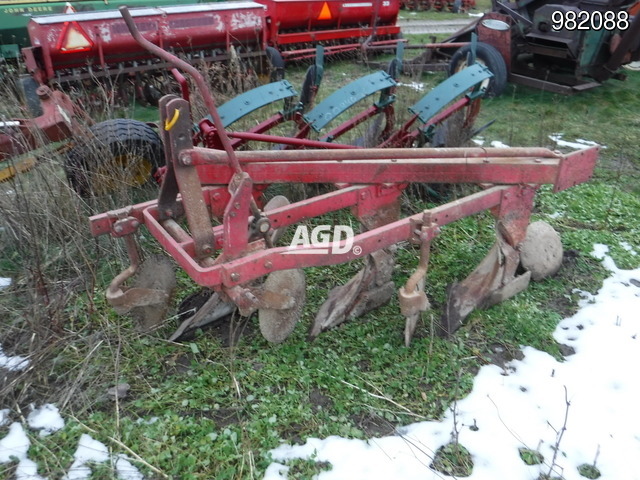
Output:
[{"xmin": 0, "ymin": 78, "xmax": 163, "ymax": 411}]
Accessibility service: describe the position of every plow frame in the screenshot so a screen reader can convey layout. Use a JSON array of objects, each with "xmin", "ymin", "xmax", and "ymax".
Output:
[
  {"xmin": 89, "ymin": 93, "xmax": 598, "ymax": 297},
  {"xmin": 88, "ymin": 7, "xmax": 600, "ymax": 342}
]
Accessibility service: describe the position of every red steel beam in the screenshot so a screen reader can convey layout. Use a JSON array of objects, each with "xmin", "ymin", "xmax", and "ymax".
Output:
[
  {"xmin": 183, "ymin": 147, "xmax": 597, "ymax": 189},
  {"xmin": 139, "ymin": 185, "xmax": 509, "ymax": 288}
]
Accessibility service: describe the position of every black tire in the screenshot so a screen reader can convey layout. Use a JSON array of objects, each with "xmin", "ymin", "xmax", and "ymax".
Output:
[
  {"xmin": 265, "ymin": 46, "xmax": 285, "ymax": 82},
  {"xmin": 299, "ymin": 65, "xmax": 318, "ymax": 110},
  {"xmin": 143, "ymin": 82, "xmax": 163, "ymax": 106},
  {"xmin": 18, "ymin": 75, "xmax": 43, "ymax": 117},
  {"xmin": 387, "ymin": 57, "xmax": 402, "ymax": 81},
  {"xmin": 448, "ymin": 42, "xmax": 507, "ymax": 97},
  {"xmin": 65, "ymin": 119, "xmax": 163, "ymax": 197}
]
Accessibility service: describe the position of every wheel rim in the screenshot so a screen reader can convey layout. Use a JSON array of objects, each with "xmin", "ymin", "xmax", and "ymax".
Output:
[
  {"xmin": 453, "ymin": 57, "xmax": 492, "ymax": 93},
  {"xmin": 93, "ymin": 154, "xmax": 153, "ymax": 194}
]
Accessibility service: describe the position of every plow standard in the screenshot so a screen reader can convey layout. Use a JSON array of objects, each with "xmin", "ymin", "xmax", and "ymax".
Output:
[{"xmin": 89, "ymin": 7, "xmax": 598, "ymax": 345}]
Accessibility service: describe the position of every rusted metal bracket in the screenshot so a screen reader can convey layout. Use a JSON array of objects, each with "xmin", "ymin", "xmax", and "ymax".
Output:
[
  {"xmin": 164, "ymin": 96, "xmax": 215, "ymax": 261},
  {"xmin": 399, "ymin": 213, "xmax": 440, "ymax": 346}
]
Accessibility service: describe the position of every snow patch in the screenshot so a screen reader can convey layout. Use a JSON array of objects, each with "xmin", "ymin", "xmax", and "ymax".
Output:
[
  {"xmin": 490, "ymin": 140, "xmax": 509, "ymax": 148},
  {"xmin": 0, "ymin": 277, "xmax": 11, "ymax": 289},
  {"xmin": 0, "ymin": 409, "xmax": 10, "ymax": 427},
  {"xmin": 0, "ymin": 422, "xmax": 46, "ymax": 479},
  {"xmin": 0, "ymin": 422, "xmax": 30, "ymax": 463},
  {"xmin": 264, "ymin": 245, "xmax": 640, "ymax": 480},
  {"xmin": 549, "ymin": 133, "xmax": 607, "ymax": 150},
  {"xmin": 27, "ymin": 404, "xmax": 65, "ymax": 437},
  {"xmin": 63, "ymin": 434, "xmax": 110, "ymax": 480},
  {"xmin": 620, "ymin": 241, "xmax": 637, "ymax": 256},
  {"xmin": 1, "ymin": 412, "xmax": 145, "ymax": 480},
  {"xmin": 136, "ymin": 417, "xmax": 159, "ymax": 425},
  {"xmin": 0, "ymin": 344, "xmax": 29, "ymax": 372},
  {"xmin": 398, "ymin": 82, "xmax": 425, "ymax": 92},
  {"xmin": 115, "ymin": 454, "xmax": 145, "ymax": 480}
]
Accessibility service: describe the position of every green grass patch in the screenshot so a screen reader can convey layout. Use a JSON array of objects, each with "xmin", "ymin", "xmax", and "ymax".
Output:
[{"xmin": 519, "ymin": 447, "xmax": 544, "ymax": 466}]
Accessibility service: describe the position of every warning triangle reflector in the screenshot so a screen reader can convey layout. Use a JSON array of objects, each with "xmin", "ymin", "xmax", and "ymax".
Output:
[
  {"xmin": 63, "ymin": 2, "xmax": 76, "ymax": 14},
  {"xmin": 56, "ymin": 21, "xmax": 93, "ymax": 53},
  {"xmin": 318, "ymin": 2, "xmax": 332, "ymax": 20}
]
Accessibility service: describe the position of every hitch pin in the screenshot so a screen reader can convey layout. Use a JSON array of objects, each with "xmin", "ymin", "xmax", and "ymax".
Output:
[{"xmin": 164, "ymin": 108, "xmax": 180, "ymax": 131}]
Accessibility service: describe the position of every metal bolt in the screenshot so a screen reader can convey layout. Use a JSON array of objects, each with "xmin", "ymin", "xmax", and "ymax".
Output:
[
  {"xmin": 212, "ymin": 192, "xmax": 221, "ymax": 200},
  {"xmin": 36, "ymin": 86, "xmax": 50, "ymax": 99},
  {"xmin": 234, "ymin": 202, "xmax": 241, "ymax": 209},
  {"xmin": 180, "ymin": 153, "xmax": 192, "ymax": 166},
  {"xmin": 229, "ymin": 211, "xmax": 237, "ymax": 218},
  {"xmin": 230, "ymin": 273, "xmax": 240, "ymax": 282},
  {"xmin": 131, "ymin": 219, "xmax": 139, "ymax": 228},
  {"xmin": 202, "ymin": 244, "xmax": 213, "ymax": 255},
  {"xmin": 165, "ymin": 209, "xmax": 173, "ymax": 217},
  {"xmin": 265, "ymin": 261, "xmax": 273, "ymax": 269},
  {"xmin": 258, "ymin": 220, "xmax": 270, "ymax": 233},
  {"xmin": 114, "ymin": 225, "xmax": 123, "ymax": 233}
]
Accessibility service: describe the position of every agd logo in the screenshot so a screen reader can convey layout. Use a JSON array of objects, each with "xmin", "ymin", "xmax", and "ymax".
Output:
[{"xmin": 286, "ymin": 225, "xmax": 362, "ymax": 255}]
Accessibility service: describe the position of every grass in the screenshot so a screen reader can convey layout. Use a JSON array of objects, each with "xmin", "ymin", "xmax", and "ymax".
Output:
[
  {"xmin": 1, "ymin": 50, "xmax": 639, "ymax": 479},
  {"xmin": 397, "ymin": 0, "xmax": 492, "ymax": 21}
]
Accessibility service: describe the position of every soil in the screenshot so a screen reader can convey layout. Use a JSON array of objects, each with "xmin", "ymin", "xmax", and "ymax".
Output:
[
  {"xmin": 485, "ymin": 343, "xmax": 524, "ymax": 370},
  {"xmin": 309, "ymin": 388, "xmax": 333, "ymax": 412},
  {"xmin": 350, "ymin": 412, "xmax": 396, "ymax": 437},
  {"xmin": 210, "ymin": 407, "xmax": 243, "ymax": 428},
  {"xmin": 173, "ymin": 289, "xmax": 257, "ymax": 346}
]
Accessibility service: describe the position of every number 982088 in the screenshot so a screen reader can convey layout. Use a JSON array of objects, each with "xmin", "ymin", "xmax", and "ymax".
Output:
[{"xmin": 551, "ymin": 10, "xmax": 629, "ymax": 31}]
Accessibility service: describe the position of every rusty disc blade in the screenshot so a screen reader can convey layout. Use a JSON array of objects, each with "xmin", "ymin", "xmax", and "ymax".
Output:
[
  {"xmin": 130, "ymin": 255, "xmax": 176, "ymax": 332},
  {"xmin": 170, "ymin": 290, "xmax": 236, "ymax": 342},
  {"xmin": 263, "ymin": 194, "xmax": 290, "ymax": 245},
  {"xmin": 258, "ymin": 269, "xmax": 306, "ymax": 343}
]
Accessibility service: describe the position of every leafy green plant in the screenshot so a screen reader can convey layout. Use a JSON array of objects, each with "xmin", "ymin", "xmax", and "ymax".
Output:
[
  {"xmin": 519, "ymin": 447, "xmax": 544, "ymax": 466},
  {"xmin": 285, "ymin": 455, "xmax": 332, "ymax": 479},
  {"xmin": 431, "ymin": 442, "xmax": 473, "ymax": 477},
  {"xmin": 578, "ymin": 463, "xmax": 601, "ymax": 479}
]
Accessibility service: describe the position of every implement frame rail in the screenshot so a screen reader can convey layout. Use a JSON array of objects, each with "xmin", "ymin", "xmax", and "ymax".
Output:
[{"xmin": 90, "ymin": 95, "xmax": 598, "ymax": 293}]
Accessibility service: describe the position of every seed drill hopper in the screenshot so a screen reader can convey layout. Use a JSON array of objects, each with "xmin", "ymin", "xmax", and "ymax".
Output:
[{"xmin": 90, "ymin": 7, "xmax": 599, "ymax": 345}]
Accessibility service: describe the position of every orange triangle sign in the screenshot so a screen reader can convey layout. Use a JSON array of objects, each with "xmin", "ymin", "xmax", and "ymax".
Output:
[
  {"xmin": 318, "ymin": 2, "xmax": 332, "ymax": 20},
  {"xmin": 56, "ymin": 21, "xmax": 93, "ymax": 52}
]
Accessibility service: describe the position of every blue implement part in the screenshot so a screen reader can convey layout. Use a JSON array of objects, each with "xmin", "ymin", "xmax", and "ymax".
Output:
[
  {"xmin": 216, "ymin": 80, "xmax": 298, "ymax": 128},
  {"xmin": 303, "ymin": 71, "xmax": 396, "ymax": 132},
  {"xmin": 408, "ymin": 64, "xmax": 493, "ymax": 125}
]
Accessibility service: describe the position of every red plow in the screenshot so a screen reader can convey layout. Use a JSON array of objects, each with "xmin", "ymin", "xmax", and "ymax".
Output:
[{"xmin": 89, "ymin": 8, "xmax": 598, "ymax": 345}]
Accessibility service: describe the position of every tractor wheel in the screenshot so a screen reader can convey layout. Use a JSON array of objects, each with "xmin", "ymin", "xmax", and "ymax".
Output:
[
  {"xmin": 65, "ymin": 119, "xmax": 164, "ymax": 197},
  {"xmin": 299, "ymin": 65, "xmax": 319, "ymax": 110},
  {"xmin": 387, "ymin": 57, "xmax": 402, "ymax": 81},
  {"xmin": 265, "ymin": 46, "xmax": 285, "ymax": 82},
  {"xmin": 448, "ymin": 42, "xmax": 507, "ymax": 97},
  {"xmin": 18, "ymin": 75, "xmax": 43, "ymax": 117}
]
